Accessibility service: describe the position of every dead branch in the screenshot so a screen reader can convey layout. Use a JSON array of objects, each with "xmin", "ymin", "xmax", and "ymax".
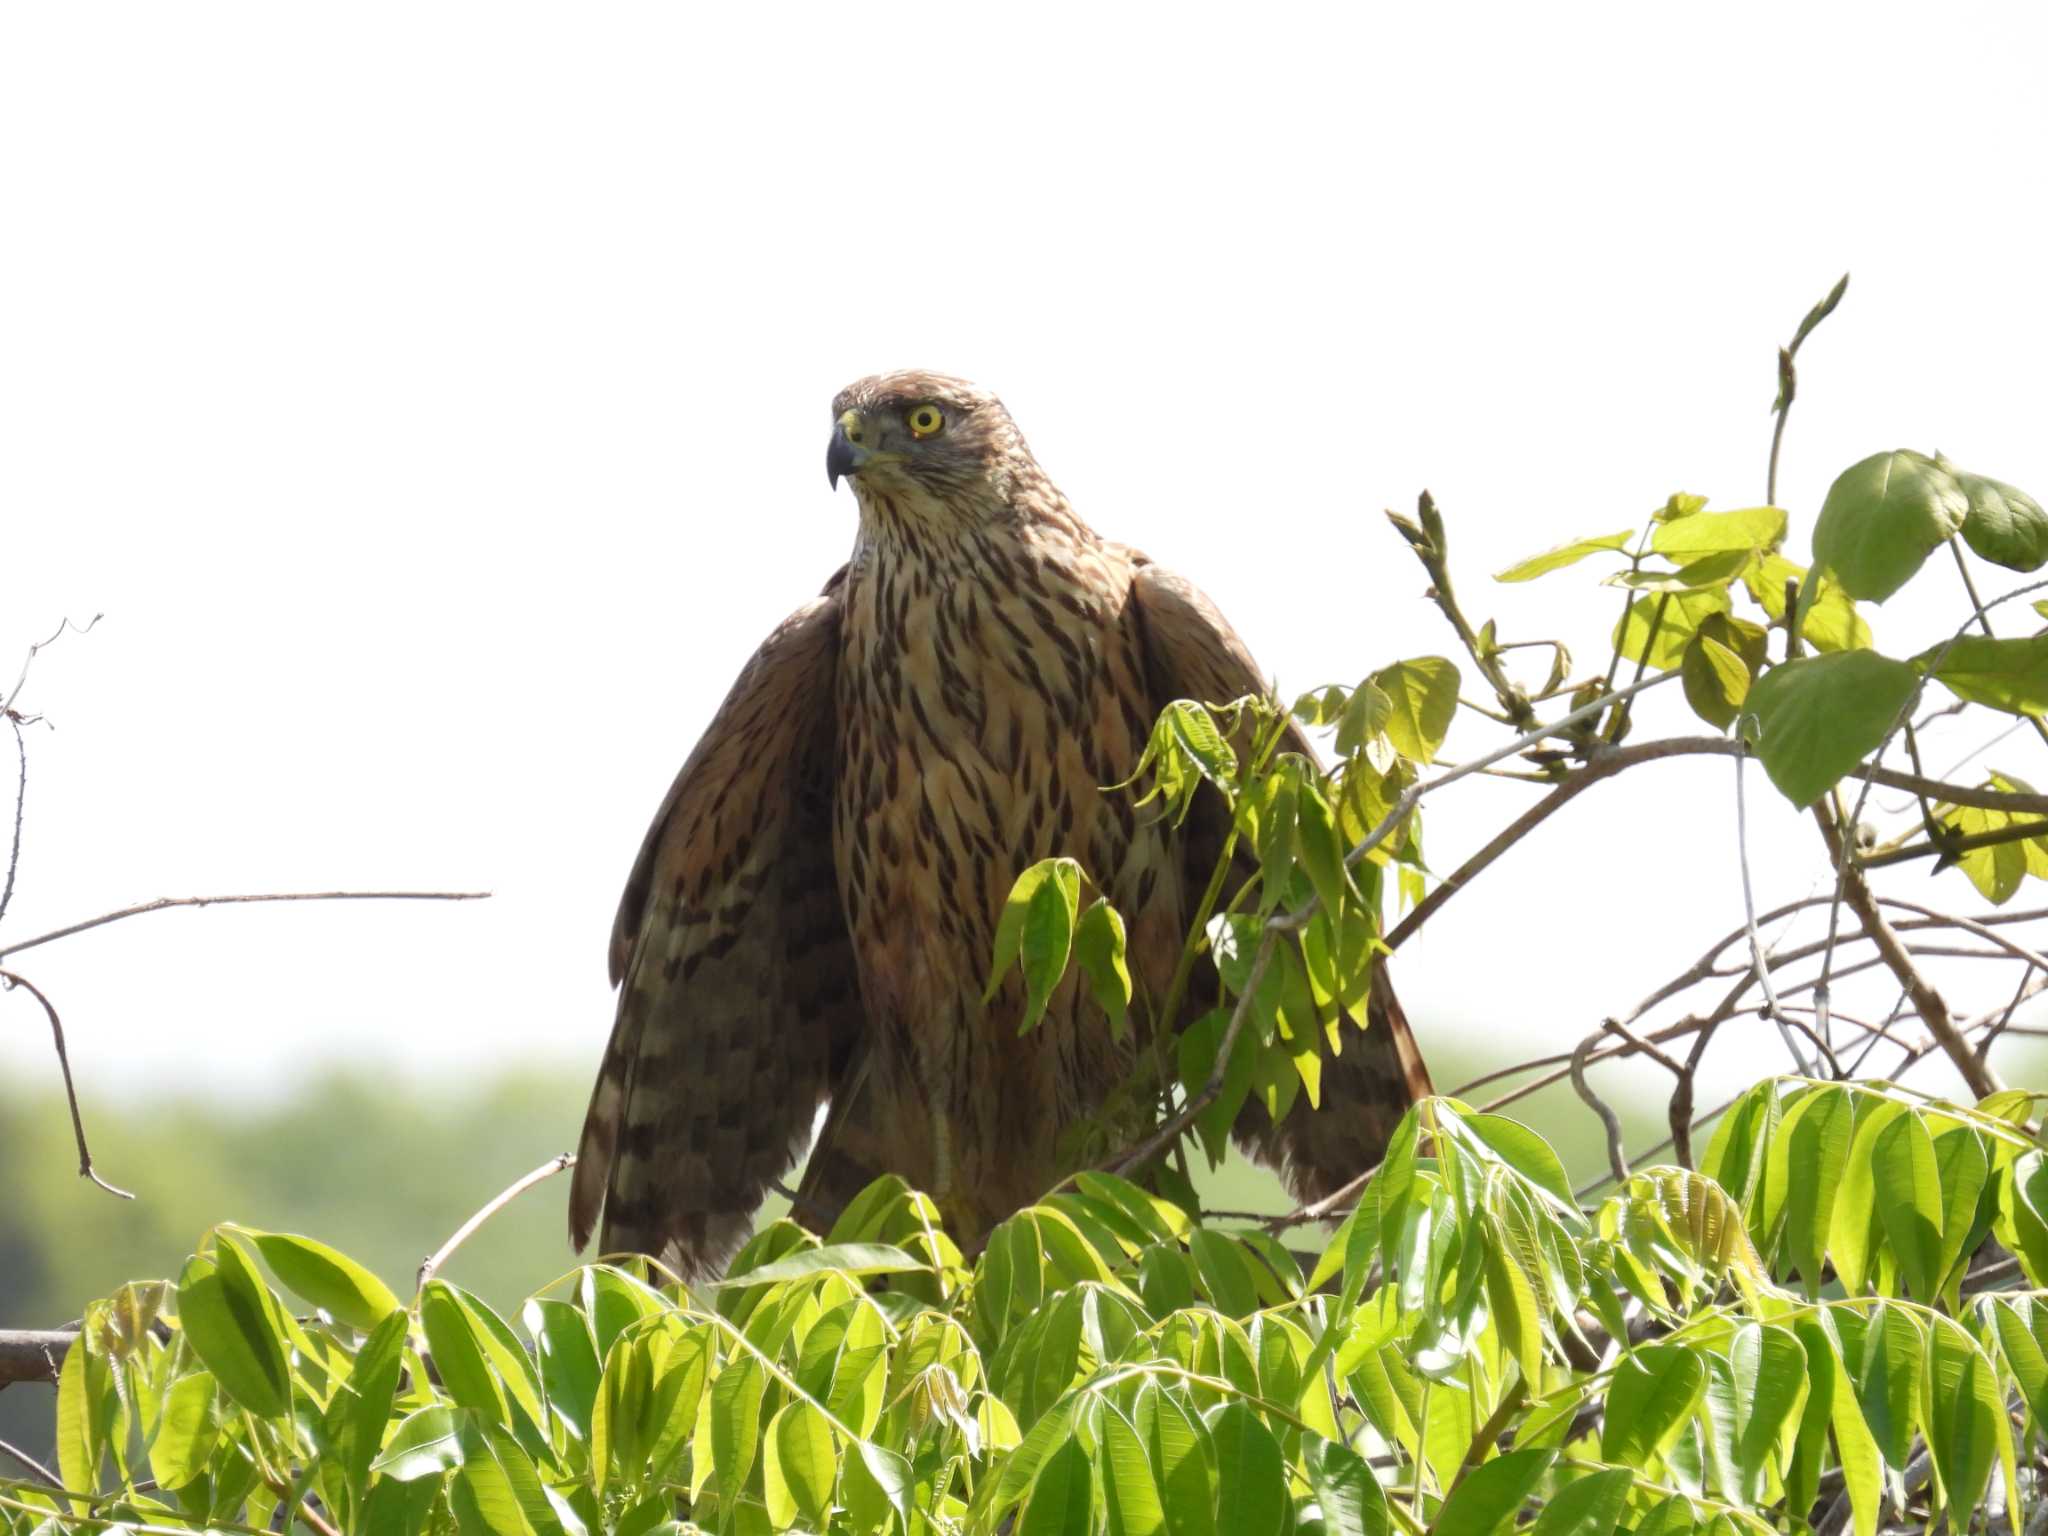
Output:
[
  {"xmin": 417, "ymin": 1153, "xmax": 576, "ymax": 1292},
  {"xmin": 0, "ymin": 888, "xmax": 490, "ymax": 962}
]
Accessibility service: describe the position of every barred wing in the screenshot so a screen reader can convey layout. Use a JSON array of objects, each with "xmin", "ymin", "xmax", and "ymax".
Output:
[{"xmin": 569, "ymin": 582, "xmax": 864, "ymax": 1277}]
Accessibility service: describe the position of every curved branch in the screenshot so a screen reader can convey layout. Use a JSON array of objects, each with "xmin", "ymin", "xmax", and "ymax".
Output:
[{"xmin": 0, "ymin": 969, "xmax": 132, "ymax": 1199}]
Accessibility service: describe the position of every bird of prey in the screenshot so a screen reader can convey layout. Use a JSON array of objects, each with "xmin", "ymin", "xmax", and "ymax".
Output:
[{"xmin": 570, "ymin": 371, "xmax": 1432, "ymax": 1277}]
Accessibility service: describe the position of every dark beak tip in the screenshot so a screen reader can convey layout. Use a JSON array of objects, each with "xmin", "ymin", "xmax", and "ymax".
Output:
[{"xmin": 825, "ymin": 433, "xmax": 859, "ymax": 491}]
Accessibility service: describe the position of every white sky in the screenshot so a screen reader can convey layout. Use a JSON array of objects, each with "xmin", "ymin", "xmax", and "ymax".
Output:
[{"xmin": 3, "ymin": 4, "xmax": 2046, "ymax": 1128}]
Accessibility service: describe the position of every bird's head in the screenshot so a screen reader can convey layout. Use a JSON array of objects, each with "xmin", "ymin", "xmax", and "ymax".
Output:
[{"xmin": 827, "ymin": 371, "xmax": 1051, "ymax": 535}]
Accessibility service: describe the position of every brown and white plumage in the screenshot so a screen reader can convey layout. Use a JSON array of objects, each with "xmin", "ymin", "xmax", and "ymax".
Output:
[{"xmin": 569, "ymin": 371, "xmax": 1432, "ymax": 1277}]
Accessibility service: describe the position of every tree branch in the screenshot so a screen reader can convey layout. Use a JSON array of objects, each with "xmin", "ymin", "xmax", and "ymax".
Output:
[
  {"xmin": 1812, "ymin": 811, "xmax": 2005, "ymax": 1099},
  {"xmin": 417, "ymin": 1154, "xmax": 576, "ymax": 1292},
  {"xmin": 0, "ymin": 1328, "xmax": 73, "ymax": 1387},
  {"xmin": 0, "ymin": 888, "xmax": 490, "ymax": 961}
]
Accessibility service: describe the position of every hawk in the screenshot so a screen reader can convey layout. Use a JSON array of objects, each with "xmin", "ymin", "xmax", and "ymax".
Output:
[{"xmin": 570, "ymin": 371, "xmax": 1432, "ymax": 1276}]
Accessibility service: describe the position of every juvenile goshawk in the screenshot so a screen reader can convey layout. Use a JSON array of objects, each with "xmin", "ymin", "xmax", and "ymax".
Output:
[{"xmin": 569, "ymin": 371, "xmax": 1432, "ymax": 1276}]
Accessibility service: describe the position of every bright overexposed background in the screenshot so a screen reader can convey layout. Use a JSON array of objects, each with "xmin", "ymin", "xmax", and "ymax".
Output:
[{"xmin": 3, "ymin": 6, "xmax": 2045, "ymax": 1147}]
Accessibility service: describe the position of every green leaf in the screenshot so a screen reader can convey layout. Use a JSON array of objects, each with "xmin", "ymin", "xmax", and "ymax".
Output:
[
  {"xmin": 326, "ymin": 1309, "xmax": 410, "ymax": 1505},
  {"xmin": 1681, "ymin": 630, "xmax": 1752, "ymax": 730},
  {"xmin": 1177, "ymin": 1006, "xmax": 1256, "ymax": 1162},
  {"xmin": 1739, "ymin": 649, "xmax": 1919, "ymax": 807},
  {"xmin": 1989, "ymin": 1297, "xmax": 2048, "ymax": 1428},
  {"xmin": 1613, "ymin": 587, "xmax": 1731, "ymax": 671},
  {"xmin": 708, "ymin": 1354, "xmax": 766, "ymax": 1502},
  {"xmin": 1930, "ymin": 1128, "xmax": 1989, "ymax": 1299},
  {"xmin": 1601, "ymin": 1344, "xmax": 1706, "ymax": 1466},
  {"xmin": 1430, "ymin": 1445, "xmax": 1552, "ymax": 1535},
  {"xmin": 454, "ymin": 1420, "xmax": 563, "ymax": 1536},
  {"xmin": 1075, "ymin": 899, "xmax": 1133, "ymax": 1038},
  {"xmin": 1812, "ymin": 448, "xmax": 1970, "ymax": 601},
  {"xmin": 1924, "ymin": 1317, "xmax": 2001, "ymax": 1518},
  {"xmin": 1136, "ymin": 1385, "xmax": 1216, "ymax": 1536},
  {"xmin": 1785, "ymin": 1317, "xmax": 1839, "ymax": 1520},
  {"xmin": 1021, "ymin": 857, "xmax": 1083, "ymax": 1031},
  {"xmin": 1527, "ymin": 1466, "xmax": 1631, "ymax": 1536},
  {"xmin": 1018, "ymin": 1433, "xmax": 1095, "ymax": 1536},
  {"xmin": 1189, "ymin": 1230, "xmax": 1259, "ymax": 1318},
  {"xmin": 1851, "ymin": 1304, "xmax": 1924, "ymax": 1469},
  {"xmin": 1774, "ymin": 1085, "xmax": 1852, "ymax": 1289},
  {"xmin": 985, "ymin": 856, "xmax": 1079, "ymax": 1011},
  {"xmin": 1099, "ymin": 1402, "xmax": 1167, "ymax": 1536},
  {"xmin": 1727, "ymin": 1324, "xmax": 1807, "ymax": 1505},
  {"xmin": 1206, "ymin": 1403, "xmax": 1285, "ymax": 1536},
  {"xmin": 420, "ymin": 1281, "xmax": 511, "ymax": 1426},
  {"xmin": 145, "ymin": 1369, "xmax": 218, "ymax": 1492},
  {"xmin": 1652, "ymin": 505, "xmax": 1787, "ymax": 559},
  {"xmin": 54, "ymin": 1316, "xmax": 108, "ymax": 1493},
  {"xmin": 235, "ymin": 1226, "xmax": 401, "ymax": 1331},
  {"xmin": 1955, "ymin": 465, "xmax": 2048, "ymax": 572},
  {"xmin": 1494, "ymin": 529, "xmax": 1634, "ymax": 582},
  {"xmin": 846, "ymin": 1439, "xmax": 915, "ymax": 1534},
  {"xmin": 712, "ymin": 1242, "xmax": 927, "ymax": 1287},
  {"xmin": 761, "ymin": 1400, "xmax": 836, "ymax": 1530},
  {"xmin": 1744, "ymin": 553, "xmax": 1869, "ymax": 653},
  {"xmin": 1921, "ymin": 631, "xmax": 2048, "ymax": 716},
  {"xmin": 524, "ymin": 1298, "xmax": 600, "ymax": 1448},
  {"xmin": 1606, "ymin": 549, "xmax": 1752, "ymax": 592},
  {"xmin": 1369, "ymin": 656, "xmax": 1459, "ymax": 765},
  {"xmin": 1871, "ymin": 1113, "xmax": 1944, "ymax": 1301},
  {"xmin": 177, "ymin": 1246, "xmax": 291, "ymax": 1420},
  {"xmin": 374, "ymin": 1405, "xmax": 466, "ymax": 1481},
  {"xmin": 1303, "ymin": 1434, "xmax": 1388, "ymax": 1536}
]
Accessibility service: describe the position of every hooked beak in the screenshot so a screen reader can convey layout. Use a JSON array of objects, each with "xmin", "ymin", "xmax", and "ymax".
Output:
[
  {"xmin": 827, "ymin": 407, "xmax": 908, "ymax": 490},
  {"xmin": 826, "ymin": 425, "xmax": 862, "ymax": 490}
]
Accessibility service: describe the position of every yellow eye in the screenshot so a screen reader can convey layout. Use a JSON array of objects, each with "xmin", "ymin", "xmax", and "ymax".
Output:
[{"xmin": 907, "ymin": 403, "xmax": 945, "ymax": 439}]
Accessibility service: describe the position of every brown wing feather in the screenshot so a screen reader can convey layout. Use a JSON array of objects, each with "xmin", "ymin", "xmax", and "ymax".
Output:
[
  {"xmin": 1128, "ymin": 560, "xmax": 1434, "ymax": 1200},
  {"xmin": 569, "ymin": 576, "xmax": 865, "ymax": 1277}
]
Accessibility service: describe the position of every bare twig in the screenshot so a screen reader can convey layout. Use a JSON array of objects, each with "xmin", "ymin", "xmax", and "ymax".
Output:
[
  {"xmin": 0, "ymin": 969, "xmax": 132, "ymax": 1199},
  {"xmin": 418, "ymin": 1153, "xmax": 576, "ymax": 1291},
  {"xmin": 1736, "ymin": 747, "xmax": 1815, "ymax": 1072},
  {"xmin": 1386, "ymin": 733, "xmax": 2048, "ymax": 955},
  {"xmin": 0, "ymin": 1438, "xmax": 61, "ymax": 1491},
  {"xmin": 1571, "ymin": 1031, "xmax": 1630, "ymax": 1183},
  {"xmin": 1, "ymin": 614, "xmax": 103, "ymax": 716},
  {"xmin": 0, "ymin": 718, "xmax": 24, "ymax": 930},
  {"xmin": 0, "ymin": 888, "xmax": 490, "ymax": 961}
]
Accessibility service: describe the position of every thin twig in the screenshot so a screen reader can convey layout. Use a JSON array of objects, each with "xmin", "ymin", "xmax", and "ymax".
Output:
[
  {"xmin": 1765, "ymin": 272, "xmax": 1849, "ymax": 506},
  {"xmin": 1, "ymin": 614, "xmax": 103, "ymax": 716},
  {"xmin": 0, "ymin": 1439, "xmax": 60, "ymax": 1491},
  {"xmin": 0, "ymin": 969, "xmax": 132, "ymax": 1199},
  {"xmin": 418, "ymin": 1153, "xmax": 576, "ymax": 1291},
  {"xmin": 1736, "ymin": 746, "xmax": 1815, "ymax": 1072},
  {"xmin": 0, "ymin": 888, "xmax": 490, "ymax": 961},
  {"xmin": 1571, "ymin": 1031, "xmax": 1630, "ymax": 1183},
  {"xmin": 0, "ymin": 718, "xmax": 24, "ymax": 930}
]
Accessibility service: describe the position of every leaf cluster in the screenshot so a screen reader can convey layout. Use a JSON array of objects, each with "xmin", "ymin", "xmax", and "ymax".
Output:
[{"xmin": 12, "ymin": 1090, "xmax": 2048, "ymax": 1536}]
